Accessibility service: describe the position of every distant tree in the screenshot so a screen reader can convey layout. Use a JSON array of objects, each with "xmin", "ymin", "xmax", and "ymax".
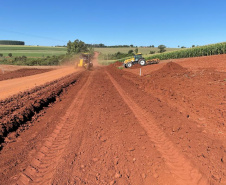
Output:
[
  {"xmin": 0, "ymin": 40, "xmax": 24, "ymax": 45},
  {"xmin": 14, "ymin": 55, "xmax": 27, "ymax": 62},
  {"xmin": 128, "ymin": 50, "xmax": 134, "ymax": 55},
  {"xmin": 115, "ymin": 52, "xmax": 122, "ymax": 58},
  {"xmin": 135, "ymin": 47, "xmax": 138, "ymax": 54},
  {"xmin": 88, "ymin": 46, "xmax": 94, "ymax": 53},
  {"xmin": 99, "ymin": 43, "xmax": 105, "ymax": 47},
  {"xmin": 8, "ymin": 53, "xmax": 12, "ymax": 57},
  {"xmin": 67, "ymin": 40, "xmax": 72, "ymax": 54},
  {"xmin": 0, "ymin": 53, "xmax": 3, "ymax": 57},
  {"xmin": 181, "ymin": 46, "xmax": 186, "ymax": 48},
  {"xmin": 130, "ymin": 44, "xmax": 134, "ymax": 47},
  {"xmin": 158, "ymin": 45, "xmax": 166, "ymax": 53},
  {"xmin": 150, "ymin": 45, "xmax": 154, "ymax": 48},
  {"xmin": 149, "ymin": 50, "xmax": 155, "ymax": 54},
  {"xmin": 178, "ymin": 45, "xmax": 180, "ymax": 48},
  {"xmin": 67, "ymin": 39, "xmax": 88, "ymax": 54},
  {"xmin": 192, "ymin": 45, "xmax": 195, "ymax": 48}
]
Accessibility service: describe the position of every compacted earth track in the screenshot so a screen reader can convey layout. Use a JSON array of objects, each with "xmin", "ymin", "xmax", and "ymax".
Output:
[
  {"xmin": 0, "ymin": 55, "xmax": 225, "ymax": 185},
  {"xmin": 0, "ymin": 66, "xmax": 80, "ymax": 100},
  {"xmin": 0, "ymin": 68, "xmax": 54, "ymax": 82}
]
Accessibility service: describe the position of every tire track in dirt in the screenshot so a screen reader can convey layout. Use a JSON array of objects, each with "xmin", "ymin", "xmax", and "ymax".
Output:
[
  {"xmin": 15, "ymin": 72, "xmax": 94, "ymax": 185},
  {"xmin": 106, "ymin": 70, "xmax": 208, "ymax": 185}
]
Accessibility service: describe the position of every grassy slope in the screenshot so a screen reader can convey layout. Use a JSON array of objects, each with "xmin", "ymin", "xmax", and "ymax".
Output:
[
  {"xmin": 0, "ymin": 45, "xmax": 181, "ymax": 65},
  {"xmin": 0, "ymin": 45, "xmax": 180, "ymax": 58},
  {"xmin": 94, "ymin": 47, "xmax": 180, "ymax": 65},
  {"xmin": 94, "ymin": 47, "xmax": 181, "ymax": 65},
  {"xmin": 0, "ymin": 45, "xmax": 67, "ymax": 57},
  {"xmin": 94, "ymin": 47, "xmax": 180, "ymax": 55}
]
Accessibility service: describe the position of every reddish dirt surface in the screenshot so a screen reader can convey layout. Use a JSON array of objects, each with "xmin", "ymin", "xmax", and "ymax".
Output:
[
  {"xmin": 0, "ymin": 64, "xmax": 59, "ymax": 73},
  {"xmin": 0, "ymin": 67, "xmax": 82, "ymax": 100},
  {"xmin": 130, "ymin": 63, "xmax": 142, "ymax": 69},
  {"xmin": 113, "ymin": 61, "xmax": 123, "ymax": 67},
  {"xmin": 0, "ymin": 54, "xmax": 225, "ymax": 185},
  {"xmin": 0, "ymin": 68, "xmax": 54, "ymax": 81},
  {"xmin": 125, "ymin": 54, "xmax": 226, "ymax": 75}
]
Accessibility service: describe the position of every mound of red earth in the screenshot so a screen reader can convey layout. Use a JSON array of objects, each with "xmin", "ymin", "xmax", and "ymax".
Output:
[
  {"xmin": 130, "ymin": 63, "xmax": 142, "ymax": 69},
  {"xmin": 107, "ymin": 63, "xmax": 226, "ymax": 184},
  {"xmin": 0, "ymin": 71, "xmax": 86, "ymax": 147},
  {"xmin": 156, "ymin": 61, "xmax": 187, "ymax": 73},
  {"xmin": 111, "ymin": 61, "xmax": 123, "ymax": 67},
  {"xmin": 120, "ymin": 61, "xmax": 226, "ymax": 139},
  {"xmin": 0, "ymin": 68, "xmax": 54, "ymax": 81}
]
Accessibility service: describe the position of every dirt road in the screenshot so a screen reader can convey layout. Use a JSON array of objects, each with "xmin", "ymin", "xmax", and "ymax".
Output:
[
  {"xmin": 0, "ymin": 66, "xmax": 82, "ymax": 100},
  {"xmin": 0, "ymin": 55, "xmax": 225, "ymax": 185}
]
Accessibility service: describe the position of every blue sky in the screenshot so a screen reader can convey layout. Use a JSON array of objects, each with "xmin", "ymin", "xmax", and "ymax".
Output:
[{"xmin": 0, "ymin": 0, "xmax": 226, "ymax": 47}]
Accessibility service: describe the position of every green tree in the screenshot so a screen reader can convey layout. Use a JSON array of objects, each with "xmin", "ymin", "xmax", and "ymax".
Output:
[
  {"xmin": 0, "ymin": 53, "xmax": 3, "ymax": 57},
  {"xmin": 67, "ymin": 39, "xmax": 88, "ymax": 54},
  {"xmin": 67, "ymin": 40, "xmax": 72, "ymax": 54},
  {"xmin": 99, "ymin": 43, "xmax": 105, "ymax": 47},
  {"xmin": 88, "ymin": 46, "xmax": 94, "ymax": 53},
  {"xmin": 8, "ymin": 53, "xmax": 12, "ymax": 57},
  {"xmin": 158, "ymin": 45, "xmax": 166, "ymax": 53},
  {"xmin": 192, "ymin": 45, "xmax": 195, "ymax": 48},
  {"xmin": 149, "ymin": 50, "xmax": 155, "ymax": 54},
  {"xmin": 130, "ymin": 44, "xmax": 134, "ymax": 47},
  {"xmin": 128, "ymin": 50, "xmax": 134, "ymax": 55},
  {"xmin": 135, "ymin": 47, "xmax": 138, "ymax": 54}
]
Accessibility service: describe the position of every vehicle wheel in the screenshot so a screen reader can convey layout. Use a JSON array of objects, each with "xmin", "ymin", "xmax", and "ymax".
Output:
[
  {"xmin": 139, "ymin": 59, "xmax": 146, "ymax": 66},
  {"xmin": 126, "ymin": 62, "xmax": 132, "ymax": 68}
]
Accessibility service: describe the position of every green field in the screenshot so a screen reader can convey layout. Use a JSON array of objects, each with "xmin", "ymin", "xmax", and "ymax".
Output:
[
  {"xmin": 94, "ymin": 47, "xmax": 181, "ymax": 56},
  {"xmin": 0, "ymin": 45, "xmax": 181, "ymax": 58},
  {"xmin": 0, "ymin": 45, "xmax": 67, "ymax": 58},
  {"xmin": 95, "ymin": 47, "xmax": 182, "ymax": 65},
  {"xmin": 146, "ymin": 42, "xmax": 226, "ymax": 60}
]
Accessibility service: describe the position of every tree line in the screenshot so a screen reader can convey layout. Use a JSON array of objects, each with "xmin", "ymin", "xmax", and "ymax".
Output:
[{"xmin": 0, "ymin": 40, "xmax": 25, "ymax": 45}]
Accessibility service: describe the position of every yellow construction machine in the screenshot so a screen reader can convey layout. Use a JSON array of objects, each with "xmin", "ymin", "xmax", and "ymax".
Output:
[
  {"xmin": 76, "ymin": 53, "xmax": 93, "ymax": 70},
  {"xmin": 123, "ymin": 53, "xmax": 159, "ymax": 68}
]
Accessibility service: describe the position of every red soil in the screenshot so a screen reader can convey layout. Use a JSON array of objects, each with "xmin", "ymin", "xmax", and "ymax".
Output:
[
  {"xmin": 112, "ymin": 61, "xmax": 123, "ymax": 67},
  {"xmin": 130, "ymin": 63, "xmax": 142, "ymax": 69},
  {"xmin": 0, "ymin": 68, "xmax": 54, "ymax": 81},
  {"xmin": 0, "ymin": 67, "xmax": 80, "ymax": 100},
  {"xmin": 0, "ymin": 54, "xmax": 225, "ymax": 184}
]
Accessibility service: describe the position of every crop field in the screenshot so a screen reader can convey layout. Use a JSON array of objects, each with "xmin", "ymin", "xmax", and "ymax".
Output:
[
  {"xmin": 0, "ymin": 45, "xmax": 67, "ymax": 57},
  {"xmin": 95, "ymin": 47, "xmax": 182, "ymax": 65},
  {"xmin": 0, "ymin": 45, "xmax": 180, "ymax": 59},
  {"xmin": 0, "ymin": 45, "xmax": 180, "ymax": 58},
  {"xmin": 94, "ymin": 47, "xmax": 180, "ymax": 55},
  {"xmin": 146, "ymin": 42, "xmax": 226, "ymax": 60}
]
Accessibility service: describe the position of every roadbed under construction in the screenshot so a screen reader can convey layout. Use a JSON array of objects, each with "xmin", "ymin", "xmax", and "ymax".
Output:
[{"xmin": 0, "ymin": 54, "xmax": 225, "ymax": 185}]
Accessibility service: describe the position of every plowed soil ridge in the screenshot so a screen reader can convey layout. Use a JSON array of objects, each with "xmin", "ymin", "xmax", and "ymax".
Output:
[
  {"xmin": 0, "ymin": 67, "xmax": 79, "ymax": 100},
  {"xmin": 0, "ymin": 71, "xmax": 85, "ymax": 147},
  {"xmin": 0, "ymin": 68, "xmax": 54, "ymax": 82},
  {"xmin": 16, "ymin": 72, "xmax": 93, "ymax": 184},
  {"xmin": 0, "ymin": 54, "xmax": 225, "ymax": 185},
  {"xmin": 106, "ymin": 70, "xmax": 208, "ymax": 185},
  {"xmin": 156, "ymin": 61, "xmax": 187, "ymax": 73}
]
